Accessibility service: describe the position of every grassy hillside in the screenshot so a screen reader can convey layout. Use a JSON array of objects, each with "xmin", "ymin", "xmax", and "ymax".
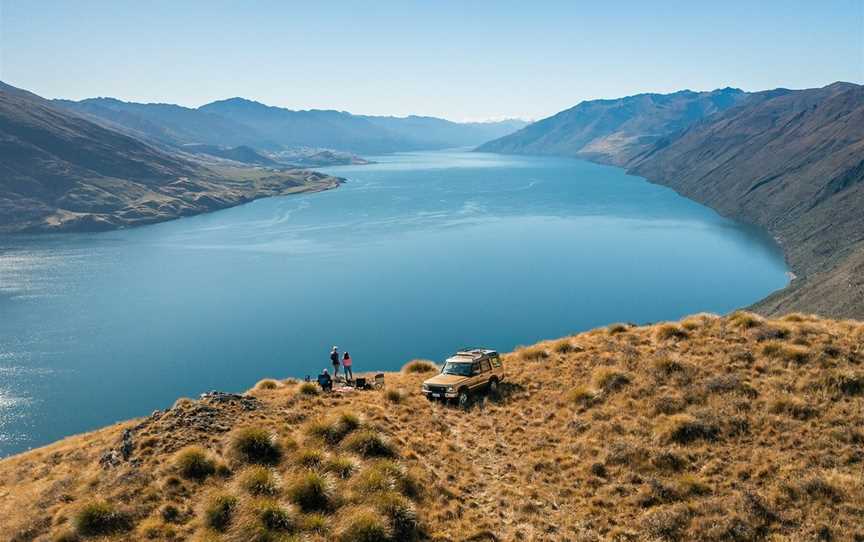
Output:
[{"xmin": 2, "ymin": 313, "xmax": 863, "ymax": 541}]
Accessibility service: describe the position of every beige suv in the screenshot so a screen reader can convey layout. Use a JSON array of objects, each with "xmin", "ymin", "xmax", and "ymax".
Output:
[{"xmin": 421, "ymin": 348, "xmax": 505, "ymax": 407}]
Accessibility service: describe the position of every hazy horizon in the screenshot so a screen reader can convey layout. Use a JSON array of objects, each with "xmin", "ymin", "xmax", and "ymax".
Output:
[{"xmin": 1, "ymin": 0, "xmax": 862, "ymax": 121}]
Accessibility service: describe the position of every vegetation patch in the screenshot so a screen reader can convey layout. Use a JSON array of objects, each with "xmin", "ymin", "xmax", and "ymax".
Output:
[
  {"xmin": 729, "ymin": 311, "xmax": 764, "ymax": 329},
  {"xmin": 336, "ymin": 507, "xmax": 393, "ymax": 542},
  {"xmin": 402, "ymin": 359, "xmax": 437, "ymax": 373},
  {"xmin": 298, "ymin": 382, "xmax": 320, "ymax": 396},
  {"xmin": 385, "ymin": 389, "xmax": 403, "ymax": 403},
  {"xmin": 255, "ymin": 379, "xmax": 279, "ymax": 390},
  {"xmin": 287, "ymin": 471, "xmax": 335, "ymax": 512},
  {"xmin": 204, "ymin": 494, "xmax": 238, "ymax": 532},
  {"xmin": 231, "ymin": 427, "xmax": 283, "ymax": 465},
  {"xmin": 74, "ymin": 501, "xmax": 133, "ymax": 537},
  {"xmin": 607, "ymin": 323, "xmax": 629, "ymax": 335},
  {"xmin": 656, "ymin": 414, "xmax": 720, "ymax": 444},
  {"xmin": 295, "ymin": 448, "xmax": 326, "ymax": 470},
  {"xmin": 342, "ymin": 430, "xmax": 397, "ymax": 458},
  {"xmin": 655, "ymin": 323, "xmax": 689, "ymax": 341},
  {"xmin": 175, "ymin": 445, "xmax": 217, "ymax": 480},
  {"xmin": 519, "ymin": 345, "xmax": 549, "ymax": 361},
  {"xmin": 592, "ymin": 367, "xmax": 631, "ymax": 392},
  {"xmin": 239, "ymin": 466, "xmax": 281, "ymax": 496},
  {"xmin": 306, "ymin": 412, "xmax": 362, "ymax": 446}
]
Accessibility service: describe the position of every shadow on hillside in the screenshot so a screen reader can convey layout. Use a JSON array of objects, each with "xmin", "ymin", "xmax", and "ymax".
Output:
[{"xmin": 469, "ymin": 381, "xmax": 525, "ymax": 410}]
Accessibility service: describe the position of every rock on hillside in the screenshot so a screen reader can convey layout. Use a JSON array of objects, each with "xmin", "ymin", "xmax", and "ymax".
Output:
[
  {"xmin": 476, "ymin": 88, "xmax": 747, "ymax": 165},
  {"xmin": 0, "ymin": 82, "xmax": 340, "ymax": 233},
  {"xmin": 1, "ymin": 313, "xmax": 862, "ymax": 541},
  {"xmin": 630, "ymin": 82, "xmax": 864, "ymax": 319}
]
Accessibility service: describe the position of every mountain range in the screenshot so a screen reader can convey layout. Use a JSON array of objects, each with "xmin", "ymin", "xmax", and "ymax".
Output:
[
  {"xmin": 0, "ymin": 82, "xmax": 339, "ymax": 232},
  {"xmin": 57, "ymin": 96, "xmax": 528, "ymax": 155},
  {"xmin": 479, "ymin": 82, "xmax": 864, "ymax": 319}
]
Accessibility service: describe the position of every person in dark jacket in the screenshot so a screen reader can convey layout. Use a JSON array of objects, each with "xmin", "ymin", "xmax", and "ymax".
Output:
[
  {"xmin": 330, "ymin": 346, "xmax": 340, "ymax": 379},
  {"xmin": 317, "ymin": 368, "xmax": 332, "ymax": 392}
]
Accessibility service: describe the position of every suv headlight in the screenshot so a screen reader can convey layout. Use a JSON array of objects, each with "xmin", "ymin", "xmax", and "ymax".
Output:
[
  {"xmin": 446, "ymin": 386, "xmax": 454, "ymax": 392},
  {"xmin": 422, "ymin": 384, "xmax": 429, "ymax": 391}
]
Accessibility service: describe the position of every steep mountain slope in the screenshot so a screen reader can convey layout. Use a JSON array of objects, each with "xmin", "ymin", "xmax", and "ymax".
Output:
[
  {"xmin": 201, "ymin": 98, "xmax": 527, "ymax": 154},
  {"xmin": 57, "ymin": 96, "xmax": 526, "ymax": 156},
  {"xmin": 476, "ymin": 88, "xmax": 748, "ymax": 165},
  {"xmin": 630, "ymin": 83, "xmax": 864, "ymax": 319},
  {"xmin": 55, "ymin": 97, "xmax": 271, "ymax": 149},
  {"xmin": 1, "ymin": 313, "xmax": 862, "ymax": 541},
  {"xmin": 0, "ymin": 82, "xmax": 339, "ymax": 232}
]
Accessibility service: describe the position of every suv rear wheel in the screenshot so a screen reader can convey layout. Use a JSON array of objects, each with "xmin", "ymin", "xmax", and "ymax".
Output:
[{"xmin": 488, "ymin": 378, "xmax": 499, "ymax": 395}]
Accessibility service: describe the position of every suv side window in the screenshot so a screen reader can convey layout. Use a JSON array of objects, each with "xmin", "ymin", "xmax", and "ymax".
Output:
[
  {"xmin": 491, "ymin": 355, "xmax": 501, "ymax": 368},
  {"xmin": 480, "ymin": 359, "xmax": 491, "ymax": 372},
  {"xmin": 471, "ymin": 361, "xmax": 481, "ymax": 375}
]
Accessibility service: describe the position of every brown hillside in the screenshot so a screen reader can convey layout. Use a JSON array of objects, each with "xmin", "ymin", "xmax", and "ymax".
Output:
[
  {"xmin": 0, "ymin": 82, "xmax": 340, "ymax": 233},
  {"xmin": 1, "ymin": 313, "xmax": 863, "ymax": 541},
  {"xmin": 629, "ymin": 83, "xmax": 864, "ymax": 319}
]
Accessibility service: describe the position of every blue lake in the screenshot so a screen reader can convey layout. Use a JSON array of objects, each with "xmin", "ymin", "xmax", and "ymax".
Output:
[{"xmin": 0, "ymin": 150, "xmax": 788, "ymax": 456}]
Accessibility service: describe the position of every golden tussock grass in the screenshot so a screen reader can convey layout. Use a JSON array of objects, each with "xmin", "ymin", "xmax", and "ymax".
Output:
[{"xmin": 1, "ymin": 313, "xmax": 863, "ymax": 541}]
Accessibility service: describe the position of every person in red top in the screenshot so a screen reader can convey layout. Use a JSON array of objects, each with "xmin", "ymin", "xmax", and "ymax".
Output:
[{"xmin": 342, "ymin": 351, "xmax": 353, "ymax": 381}]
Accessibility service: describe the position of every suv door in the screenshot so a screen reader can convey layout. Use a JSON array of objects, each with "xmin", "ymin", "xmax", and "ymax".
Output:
[{"xmin": 469, "ymin": 361, "xmax": 483, "ymax": 389}]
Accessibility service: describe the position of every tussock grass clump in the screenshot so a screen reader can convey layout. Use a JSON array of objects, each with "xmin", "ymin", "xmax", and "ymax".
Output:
[
  {"xmin": 553, "ymin": 338, "xmax": 580, "ymax": 354},
  {"xmin": 307, "ymin": 411, "xmax": 362, "ymax": 446},
  {"xmin": 761, "ymin": 342, "xmax": 810, "ymax": 363},
  {"xmin": 567, "ymin": 385, "xmax": 599, "ymax": 407},
  {"xmin": 651, "ymin": 357, "xmax": 687, "ymax": 378},
  {"xmin": 203, "ymin": 494, "xmax": 238, "ymax": 532},
  {"xmin": 342, "ymin": 430, "xmax": 397, "ymax": 458},
  {"xmin": 295, "ymin": 448, "xmax": 326, "ymax": 469},
  {"xmin": 607, "ymin": 323, "xmax": 629, "ymax": 335},
  {"xmin": 656, "ymin": 414, "xmax": 720, "ymax": 445},
  {"xmin": 655, "ymin": 323, "xmax": 689, "ymax": 341},
  {"xmin": 325, "ymin": 455, "xmax": 357, "ymax": 479},
  {"xmin": 175, "ymin": 445, "xmax": 217, "ymax": 480},
  {"xmin": 753, "ymin": 325, "xmax": 791, "ymax": 342},
  {"xmin": 298, "ymin": 382, "xmax": 320, "ymax": 396},
  {"xmin": 385, "ymin": 389, "xmax": 403, "ymax": 403},
  {"xmin": 300, "ymin": 512, "xmax": 329, "ymax": 533},
  {"xmin": 351, "ymin": 460, "xmax": 421, "ymax": 500},
  {"xmin": 519, "ymin": 345, "xmax": 549, "ymax": 362},
  {"xmin": 642, "ymin": 504, "xmax": 691, "ymax": 540},
  {"xmin": 231, "ymin": 427, "xmax": 283, "ymax": 465},
  {"xmin": 287, "ymin": 471, "xmax": 335, "ymax": 512},
  {"xmin": 239, "ymin": 466, "xmax": 281, "ymax": 496},
  {"xmin": 336, "ymin": 507, "xmax": 393, "ymax": 542},
  {"xmin": 769, "ymin": 396, "xmax": 817, "ymax": 420},
  {"xmin": 729, "ymin": 311, "xmax": 764, "ymax": 329},
  {"xmin": 371, "ymin": 491, "xmax": 420, "ymax": 540},
  {"xmin": 255, "ymin": 379, "xmax": 279, "ymax": 390},
  {"xmin": 256, "ymin": 500, "xmax": 297, "ymax": 533},
  {"xmin": 74, "ymin": 501, "xmax": 133, "ymax": 536},
  {"xmin": 592, "ymin": 367, "xmax": 631, "ymax": 392},
  {"xmin": 402, "ymin": 359, "xmax": 437, "ymax": 373},
  {"xmin": 824, "ymin": 371, "xmax": 864, "ymax": 397}
]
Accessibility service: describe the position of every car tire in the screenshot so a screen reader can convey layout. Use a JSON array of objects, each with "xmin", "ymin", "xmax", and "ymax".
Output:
[
  {"xmin": 457, "ymin": 389, "xmax": 470, "ymax": 409},
  {"xmin": 488, "ymin": 378, "xmax": 499, "ymax": 396}
]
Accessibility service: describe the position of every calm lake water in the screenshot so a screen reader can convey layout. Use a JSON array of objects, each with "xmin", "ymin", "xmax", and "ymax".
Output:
[{"xmin": 0, "ymin": 151, "xmax": 788, "ymax": 456}]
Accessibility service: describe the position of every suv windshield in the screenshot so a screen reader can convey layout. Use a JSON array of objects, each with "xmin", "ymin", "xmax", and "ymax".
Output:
[{"xmin": 442, "ymin": 362, "xmax": 473, "ymax": 376}]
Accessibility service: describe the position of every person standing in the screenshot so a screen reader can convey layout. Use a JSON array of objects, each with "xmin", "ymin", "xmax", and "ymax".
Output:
[
  {"xmin": 342, "ymin": 351, "xmax": 353, "ymax": 381},
  {"xmin": 330, "ymin": 346, "xmax": 340, "ymax": 379}
]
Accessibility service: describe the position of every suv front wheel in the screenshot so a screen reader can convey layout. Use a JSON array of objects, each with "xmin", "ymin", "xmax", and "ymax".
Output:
[{"xmin": 457, "ymin": 388, "xmax": 470, "ymax": 409}]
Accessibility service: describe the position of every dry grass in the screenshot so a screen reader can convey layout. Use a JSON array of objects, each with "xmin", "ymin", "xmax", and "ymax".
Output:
[
  {"xmin": 1, "ymin": 313, "xmax": 863, "ymax": 541},
  {"xmin": 401, "ymin": 359, "xmax": 437, "ymax": 373}
]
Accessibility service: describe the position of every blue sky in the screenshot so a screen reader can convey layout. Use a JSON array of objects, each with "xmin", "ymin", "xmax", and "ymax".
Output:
[{"xmin": 1, "ymin": 1, "xmax": 861, "ymax": 120}]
